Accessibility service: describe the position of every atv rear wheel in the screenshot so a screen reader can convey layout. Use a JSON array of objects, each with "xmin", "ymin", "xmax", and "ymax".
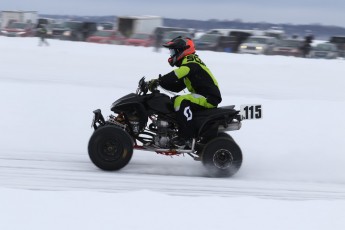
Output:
[
  {"xmin": 218, "ymin": 132, "xmax": 234, "ymax": 141},
  {"xmin": 88, "ymin": 125, "xmax": 133, "ymax": 171},
  {"xmin": 196, "ymin": 132, "xmax": 234, "ymax": 155},
  {"xmin": 201, "ymin": 137, "xmax": 242, "ymax": 177}
]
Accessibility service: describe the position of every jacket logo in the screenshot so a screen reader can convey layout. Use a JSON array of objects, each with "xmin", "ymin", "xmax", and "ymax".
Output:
[
  {"xmin": 186, "ymin": 55, "xmax": 205, "ymax": 66},
  {"xmin": 184, "ymin": 106, "xmax": 193, "ymax": 121}
]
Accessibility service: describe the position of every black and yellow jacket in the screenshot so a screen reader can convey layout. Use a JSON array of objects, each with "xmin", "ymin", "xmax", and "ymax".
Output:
[{"xmin": 159, "ymin": 54, "xmax": 222, "ymax": 106}]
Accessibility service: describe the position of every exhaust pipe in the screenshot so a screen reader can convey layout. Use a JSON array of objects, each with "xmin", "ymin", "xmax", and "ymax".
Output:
[{"xmin": 218, "ymin": 120, "xmax": 242, "ymax": 131}]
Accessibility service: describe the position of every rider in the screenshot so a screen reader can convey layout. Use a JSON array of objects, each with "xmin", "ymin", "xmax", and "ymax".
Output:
[{"xmin": 148, "ymin": 36, "xmax": 222, "ymax": 147}]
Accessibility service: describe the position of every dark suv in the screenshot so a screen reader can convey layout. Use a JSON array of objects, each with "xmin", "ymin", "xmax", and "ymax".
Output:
[
  {"xmin": 60, "ymin": 21, "xmax": 98, "ymax": 41},
  {"xmin": 329, "ymin": 36, "xmax": 345, "ymax": 57},
  {"xmin": 195, "ymin": 34, "xmax": 238, "ymax": 52}
]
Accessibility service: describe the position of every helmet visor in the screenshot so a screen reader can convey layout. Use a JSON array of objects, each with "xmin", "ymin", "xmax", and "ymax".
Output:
[{"xmin": 169, "ymin": 49, "xmax": 176, "ymax": 56}]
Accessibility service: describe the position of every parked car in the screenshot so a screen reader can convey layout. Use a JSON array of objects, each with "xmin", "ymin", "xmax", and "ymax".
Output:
[
  {"xmin": 46, "ymin": 23, "xmax": 69, "ymax": 39},
  {"xmin": 124, "ymin": 33, "xmax": 154, "ymax": 47},
  {"xmin": 218, "ymin": 35, "xmax": 239, "ymax": 52},
  {"xmin": 264, "ymin": 27, "xmax": 286, "ymax": 40},
  {"xmin": 195, "ymin": 33, "xmax": 222, "ymax": 51},
  {"xmin": 309, "ymin": 42, "xmax": 339, "ymax": 59},
  {"xmin": 60, "ymin": 21, "xmax": 98, "ymax": 41},
  {"xmin": 86, "ymin": 30, "xmax": 126, "ymax": 44},
  {"xmin": 203, "ymin": 30, "xmax": 253, "ymax": 53},
  {"xmin": 154, "ymin": 26, "xmax": 190, "ymax": 37},
  {"xmin": 97, "ymin": 22, "xmax": 114, "ymax": 30},
  {"xmin": 162, "ymin": 30, "xmax": 194, "ymax": 44},
  {"xmin": 329, "ymin": 36, "xmax": 345, "ymax": 57},
  {"xmin": 270, "ymin": 38, "xmax": 304, "ymax": 57},
  {"xmin": 195, "ymin": 34, "xmax": 238, "ymax": 52},
  {"xmin": 1, "ymin": 22, "xmax": 34, "ymax": 37},
  {"xmin": 239, "ymin": 36, "xmax": 277, "ymax": 55}
]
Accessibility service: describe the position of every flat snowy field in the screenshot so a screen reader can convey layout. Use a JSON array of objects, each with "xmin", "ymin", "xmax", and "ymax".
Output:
[{"xmin": 0, "ymin": 37, "xmax": 344, "ymax": 230}]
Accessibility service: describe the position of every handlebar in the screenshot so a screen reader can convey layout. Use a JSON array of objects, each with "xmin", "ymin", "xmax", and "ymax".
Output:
[{"xmin": 136, "ymin": 76, "xmax": 159, "ymax": 95}]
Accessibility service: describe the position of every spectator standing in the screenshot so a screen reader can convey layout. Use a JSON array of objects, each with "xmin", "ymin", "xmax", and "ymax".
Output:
[
  {"xmin": 153, "ymin": 30, "xmax": 163, "ymax": 52},
  {"xmin": 38, "ymin": 25, "xmax": 49, "ymax": 46}
]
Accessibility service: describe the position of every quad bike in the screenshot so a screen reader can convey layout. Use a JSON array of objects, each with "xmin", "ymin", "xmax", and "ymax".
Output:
[{"xmin": 88, "ymin": 77, "xmax": 262, "ymax": 177}]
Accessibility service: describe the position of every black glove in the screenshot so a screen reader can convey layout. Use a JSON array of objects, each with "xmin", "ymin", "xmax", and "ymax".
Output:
[{"xmin": 148, "ymin": 79, "xmax": 159, "ymax": 92}]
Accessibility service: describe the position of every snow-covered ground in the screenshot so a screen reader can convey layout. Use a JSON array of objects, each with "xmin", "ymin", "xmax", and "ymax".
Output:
[{"xmin": 0, "ymin": 37, "xmax": 344, "ymax": 230}]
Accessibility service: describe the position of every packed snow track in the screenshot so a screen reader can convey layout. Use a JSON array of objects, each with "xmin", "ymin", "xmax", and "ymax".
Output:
[{"xmin": 1, "ymin": 149, "xmax": 344, "ymax": 201}]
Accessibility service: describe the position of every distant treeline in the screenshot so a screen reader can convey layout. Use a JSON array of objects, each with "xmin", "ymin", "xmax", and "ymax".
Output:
[{"xmin": 41, "ymin": 14, "xmax": 345, "ymax": 40}]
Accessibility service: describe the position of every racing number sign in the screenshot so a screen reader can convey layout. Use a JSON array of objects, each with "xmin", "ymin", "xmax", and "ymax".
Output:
[{"xmin": 240, "ymin": 104, "xmax": 262, "ymax": 120}]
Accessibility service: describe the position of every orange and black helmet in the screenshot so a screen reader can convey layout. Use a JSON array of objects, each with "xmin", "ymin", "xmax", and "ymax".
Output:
[{"xmin": 163, "ymin": 36, "xmax": 195, "ymax": 67}]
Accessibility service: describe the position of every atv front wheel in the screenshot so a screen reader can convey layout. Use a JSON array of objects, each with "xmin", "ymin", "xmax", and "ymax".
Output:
[
  {"xmin": 201, "ymin": 137, "xmax": 242, "ymax": 177},
  {"xmin": 88, "ymin": 125, "xmax": 133, "ymax": 171}
]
